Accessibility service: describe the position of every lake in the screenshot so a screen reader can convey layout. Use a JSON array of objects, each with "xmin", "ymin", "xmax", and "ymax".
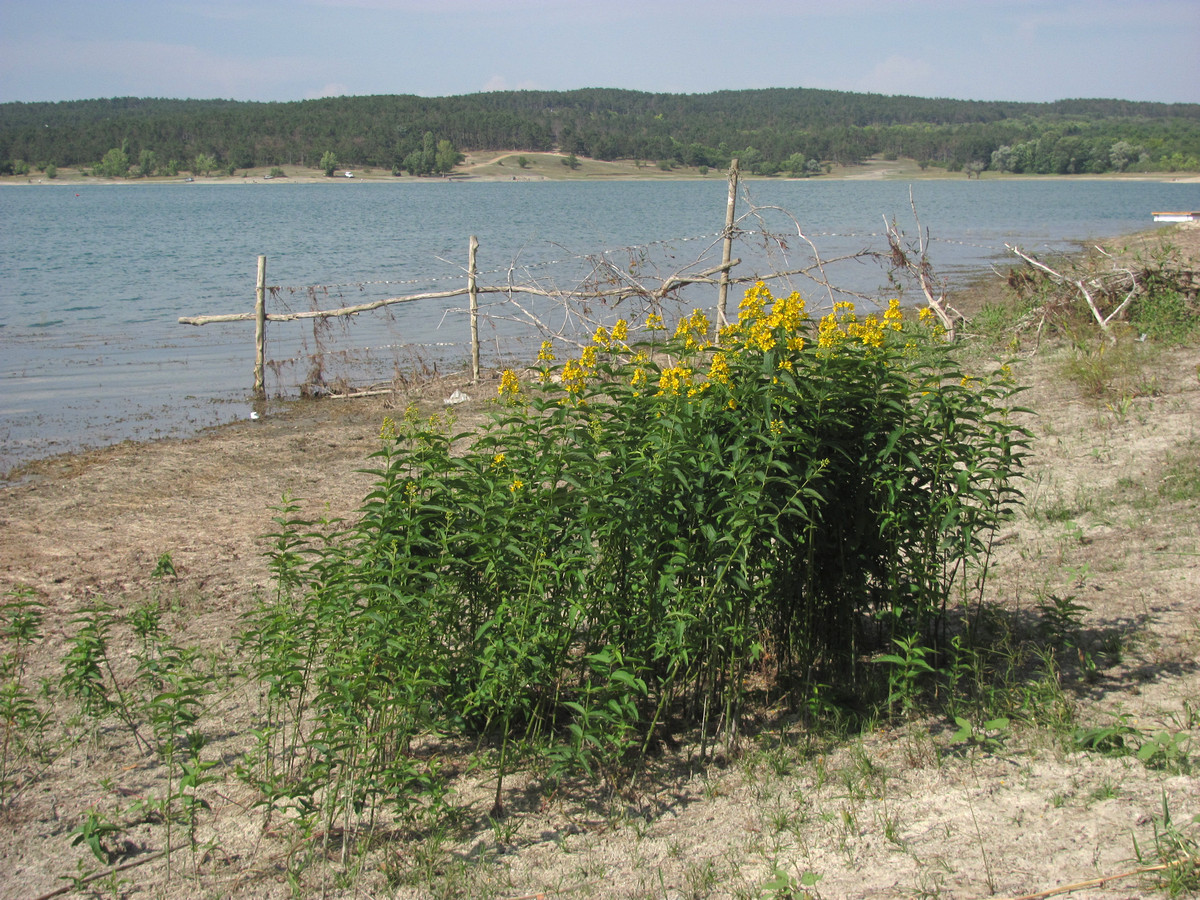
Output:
[{"xmin": 2, "ymin": 178, "xmax": 1197, "ymax": 471}]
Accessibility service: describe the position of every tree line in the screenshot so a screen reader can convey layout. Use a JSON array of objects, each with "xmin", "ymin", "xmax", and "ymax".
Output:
[{"xmin": 2, "ymin": 88, "xmax": 1198, "ymax": 178}]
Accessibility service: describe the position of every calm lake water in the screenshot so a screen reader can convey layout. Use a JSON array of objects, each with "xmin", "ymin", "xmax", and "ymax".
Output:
[{"xmin": 2, "ymin": 178, "xmax": 1197, "ymax": 471}]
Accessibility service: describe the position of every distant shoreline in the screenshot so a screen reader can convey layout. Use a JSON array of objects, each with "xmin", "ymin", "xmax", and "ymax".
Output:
[{"xmin": 4, "ymin": 153, "xmax": 1198, "ymax": 186}]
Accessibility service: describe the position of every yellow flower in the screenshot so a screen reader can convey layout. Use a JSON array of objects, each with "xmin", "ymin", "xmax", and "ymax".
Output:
[
  {"xmin": 510, "ymin": 478, "xmax": 524, "ymax": 493},
  {"xmin": 611, "ymin": 318, "xmax": 629, "ymax": 343},
  {"xmin": 738, "ymin": 281, "xmax": 769, "ymax": 326},
  {"xmin": 499, "ymin": 369, "xmax": 521, "ymax": 397},
  {"xmin": 491, "ymin": 453, "xmax": 506, "ymax": 469},
  {"xmin": 537, "ymin": 340, "xmax": 556, "ymax": 363},
  {"xmin": 884, "ymin": 298, "xmax": 904, "ymax": 331},
  {"xmin": 561, "ymin": 359, "xmax": 588, "ymax": 397},
  {"xmin": 646, "ymin": 313, "xmax": 665, "ymax": 331},
  {"xmin": 848, "ymin": 315, "xmax": 885, "ymax": 349},
  {"xmin": 380, "ymin": 416, "xmax": 397, "ymax": 440},
  {"xmin": 770, "ymin": 419, "xmax": 784, "ymax": 435},
  {"xmin": 674, "ymin": 308, "xmax": 711, "ymax": 351},
  {"xmin": 580, "ymin": 345, "xmax": 598, "ymax": 371},
  {"xmin": 748, "ymin": 321, "xmax": 776, "ymax": 352},
  {"xmin": 708, "ymin": 352, "xmax": 731, "ymax": 385},
  {"xmin": 918, "ymin": 306, "xmax": 935, "ymax": 325},
  {"xmin": 657, "ymin": 364, "xmax": 693, "ymax": 397},
  {"xmin": 592, "ymin": 325, "xmax": 610, "ymax": 348},
  {"xmin": 817, "ymin": 313, "xmax": 845, "ymax": 350}
]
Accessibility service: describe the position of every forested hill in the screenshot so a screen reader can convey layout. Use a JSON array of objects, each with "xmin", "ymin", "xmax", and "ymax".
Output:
[{"xmin": 3, "ymin": 87, "xmax": 1199, "ymax": 177}]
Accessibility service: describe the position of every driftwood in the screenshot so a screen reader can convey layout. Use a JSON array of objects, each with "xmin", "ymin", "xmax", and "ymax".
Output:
[{"xmin": 1003, "ymin": 240, "xmax": 1199, "ymax": 344}]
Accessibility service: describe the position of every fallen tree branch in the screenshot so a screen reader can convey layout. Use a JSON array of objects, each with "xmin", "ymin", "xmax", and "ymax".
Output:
[
  {"xmin": 992, "ymin": 855, "xmax": 1199, "ymax": 900},
  {"xmin": 33, "ymin": 850, "xmax": 167, "ymax": 900}
]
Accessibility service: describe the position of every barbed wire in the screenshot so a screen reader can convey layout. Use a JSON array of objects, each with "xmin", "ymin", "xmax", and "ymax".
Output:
[{"xmin": 266, "ymin": 229, "xmax": 1011, "ymax": 296}]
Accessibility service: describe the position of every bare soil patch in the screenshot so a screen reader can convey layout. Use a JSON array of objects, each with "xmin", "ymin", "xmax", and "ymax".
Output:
[{"xmin": 1, "ymin": 234, "xmax": 1197, "ymax": 900}]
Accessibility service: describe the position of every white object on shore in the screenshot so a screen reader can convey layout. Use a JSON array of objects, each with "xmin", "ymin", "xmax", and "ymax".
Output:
[{"xmin": 444, "ymin": 390, "xmax": 471, "ymax": 406}]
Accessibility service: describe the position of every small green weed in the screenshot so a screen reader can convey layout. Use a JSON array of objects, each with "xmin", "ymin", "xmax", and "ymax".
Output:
[
  {"xmin": 1, "ymin": 587, "xmax": 48, "ymax": 806},
  {"xmin": 951, "ymin": 716, "xmax": 1010, "ymax": 754},
  {"xmin": 1036, "ymin": 592, "xmax": 1089, "ymax": 648},
  {"xmin": 150, "ymin": 550, "xmax": 177, "ymax": 579},
  {"xmin": 1131, "ymin": 287, "xmax": 1200, "ymax": 345},
  {"xmin": 1133, "ymin": 792, "xmax": 1200, "ymax": 897},
  {"xmin": 70, "ymin": 807, "xmax": 124, "ymax": 864},
  {"xmin": 1137, "ymin": 730, "xmax": 1193, "ymax": 774},
  {"xmin": 1158, "ymin": 441, "xmax": 1200, "ymax": 503},
  {"xmin": 1073, "ymin": 716, "xmax": 1140, "ymax": 755},
  {"xmin": 877, "ymin": 636, "xmax": 935, "ymax": 717},
  {"xmin": 760, "ymin": 865, "xmax": 822, "ymax": 899}
]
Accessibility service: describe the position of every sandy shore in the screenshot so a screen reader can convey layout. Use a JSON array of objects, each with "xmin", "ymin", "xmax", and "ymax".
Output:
[{"xmin": 5, "ymin": 153, "xmax": 1198, "ymax": 186}]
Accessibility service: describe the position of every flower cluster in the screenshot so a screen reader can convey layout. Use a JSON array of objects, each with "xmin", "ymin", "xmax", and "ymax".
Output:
[{"xmin": 499, "ymin": 369, "xmax": 521, "ymax": 398}]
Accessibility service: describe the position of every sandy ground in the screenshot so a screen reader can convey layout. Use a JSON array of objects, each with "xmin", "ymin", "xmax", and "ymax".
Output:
[{"xmin": 1, "ymin": 230, "xmax": 1198, "ymax": 900}]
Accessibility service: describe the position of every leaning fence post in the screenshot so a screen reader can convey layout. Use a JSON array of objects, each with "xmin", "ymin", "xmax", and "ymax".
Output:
[
  {"xmin": 717, "ymin": 158, "xmax": 740, "ymax": 330},
  {"xmin": 253, "ymin": 255, "xmax": 267, "ymax": 398},
  {"xmin": 468, "ymin": 235, "xmax": 480, "ymax": 383}
]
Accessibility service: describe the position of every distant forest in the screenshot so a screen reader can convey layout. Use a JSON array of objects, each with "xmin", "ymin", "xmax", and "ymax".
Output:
[{"xmin": 2, "ymin": 87, "xmax": 1199, "ymax": 178}]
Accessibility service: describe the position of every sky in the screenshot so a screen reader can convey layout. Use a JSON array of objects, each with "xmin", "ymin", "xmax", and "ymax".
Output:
[{"xmin": 1, "ymin": 0, "xmax": 1197, "ymax": 106}]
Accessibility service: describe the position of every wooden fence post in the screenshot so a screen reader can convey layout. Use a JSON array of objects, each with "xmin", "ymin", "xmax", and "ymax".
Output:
[
  {"xmin": 253, "ymin": 255, "xmax": 267, "ymax": 398},
  {"xmin": 717, "ymin": 158, "xmax": 740, "ymax": 330},
  {"xmin": 469, "ymin": 235, "xmax": 480, "ymax": 383}
]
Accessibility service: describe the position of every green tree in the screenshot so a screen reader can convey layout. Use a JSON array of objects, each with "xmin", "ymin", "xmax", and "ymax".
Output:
[
  {"xmin": 96, "ymin": 147, "xmax": 129, "ymax": 178},
  {"xmin": 320, "ymin": 150, "xmax": 339, "ymax": 177},
  {"xmin": 137, "ymin": 149, "xmax": 157, "ymax": 178},
  {"xmin": 1108, "ymin": 140, "xmax": 1138, "ymax": 172},
  {"xmin": 44, "ymin": 163, "xmax": 57, "ymax": 178},
  {"xmin": 193, "ymin": 153, "xmax": 217, "ymax": 176},
  {"xmin": 434, "ymin": 139, "xmax": 462, "ymax": 174},
  {"xmin": 163, "ymin": 159, "xmax": 179, "ymax": 176},
  {"xmin": 516, "ymin": 156, "xmax": 529, "ymax": 169},
  {"xmin": 562, "ymin": 153, "xmax": 581, "ymax": 170}
]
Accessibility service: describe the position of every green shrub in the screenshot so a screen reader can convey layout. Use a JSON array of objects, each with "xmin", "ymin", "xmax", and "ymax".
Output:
[{"xmin": 245, "ymin": 285, "xmax": 1028, "ymax": 824}]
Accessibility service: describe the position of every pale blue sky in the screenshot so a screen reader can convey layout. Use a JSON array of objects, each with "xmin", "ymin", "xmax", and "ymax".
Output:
[{"xmin": 1, "ymin": 0, "xmax": 1197, "ymax": 104}]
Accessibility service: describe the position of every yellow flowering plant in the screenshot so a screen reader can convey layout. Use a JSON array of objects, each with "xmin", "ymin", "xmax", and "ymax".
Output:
[{"xmin": 249, "ymin": 285, "xmax": 1028, "ymax": 832}]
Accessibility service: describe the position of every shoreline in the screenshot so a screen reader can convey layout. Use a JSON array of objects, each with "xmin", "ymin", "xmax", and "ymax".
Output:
[
  {"xmin": 4, "ymin": 153, "xmax": 1199, "ymax": 186},
  {"xmin": 3, "ymin": 220, "xmax": 1193, "ymax": 483}
]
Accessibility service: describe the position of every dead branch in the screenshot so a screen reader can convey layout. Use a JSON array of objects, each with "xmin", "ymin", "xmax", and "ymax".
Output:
[
  {"xmin": 1004, "ymin": 240, "xmax": 1198, "ymax": 343},
  {"xmin": 882, "ymin": 188, "xmax": 963, "ymax": 339}
]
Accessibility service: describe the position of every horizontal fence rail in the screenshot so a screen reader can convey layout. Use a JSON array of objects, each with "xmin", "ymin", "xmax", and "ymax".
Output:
[{"xmin": 179, "ymin": 163, "xmax": 966, "ymax": 399}]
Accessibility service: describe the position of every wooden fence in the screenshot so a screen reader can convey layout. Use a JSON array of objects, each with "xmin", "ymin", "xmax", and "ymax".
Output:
[
  {"xmin": 178, "ymin": 161, "xmax": 954, "ymax": 399},
  {"xmin": 179, "ymin": 162, "xmax": 748, "ymax": 399}
]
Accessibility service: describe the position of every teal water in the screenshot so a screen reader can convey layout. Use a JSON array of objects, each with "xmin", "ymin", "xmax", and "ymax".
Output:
[{"xmin": 2, "ymin": 178, "xmax": 1197, "ymax": 470}]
